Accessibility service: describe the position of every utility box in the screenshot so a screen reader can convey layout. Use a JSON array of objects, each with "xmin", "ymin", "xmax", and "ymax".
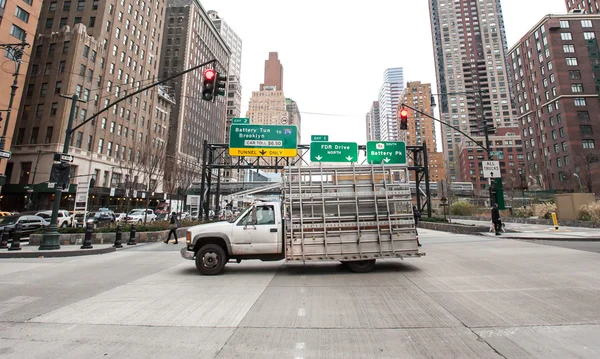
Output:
[{"xmin": 555, "ymin": 193, "xmax": 596, "ymax": 220}]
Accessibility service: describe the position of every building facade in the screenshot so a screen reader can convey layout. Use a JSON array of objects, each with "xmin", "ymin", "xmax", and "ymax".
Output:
[
  {"xmin": 0, "ymin": 0, "xmax": 43, "ymax": 187},
  {"xmin": 378, "ymin": 68, "xmax": 404, "ymax": 141},
  {"xmin": 365, "ymin": 101, "xmax": 380, "ymax": 141},
  {"xmin": 159, "ymin": 0, "xmax": 230, "ymax": 164},
  {"xmin": 566, "ymin": 0, "xmax": 600, "ymax": 13},
  {"xmin": 207, "ymin": 10, "xmax": 242, "ymax": 145},
  {"xmin": 261, "ymin": 52, "xmax": 283, "ymax": 91},
  {"xmin": 429, "ymin": 0, "xmax": 518, "ymax": 181},
  {"xmin": 400, "ymin": 81, "xmax": 445, "ymax": 183},
  {"xmin": 457, "ymin": 127, "xmax": 524, "ymax": 194},
  {"xmin": 4, "ymin": 0, "xmax": 168, "ymax": 211},
  {"xmin": 508, "ymin": 14, "xmax": 600, "ymax": 191}
]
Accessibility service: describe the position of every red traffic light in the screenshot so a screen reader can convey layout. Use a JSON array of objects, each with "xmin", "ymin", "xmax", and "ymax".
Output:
[
  {"xmin": 400, "ymin": 108, "xmax": 409, "ymax": 120},
  {"xmin": 203, "ymin": 69, "xmax": 216, "ymax": 81}
]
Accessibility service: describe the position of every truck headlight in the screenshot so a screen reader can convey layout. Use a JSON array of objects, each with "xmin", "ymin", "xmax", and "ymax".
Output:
[{"xmin": 186, "ymin": 232, "xmax": 191, "ymax": 244}]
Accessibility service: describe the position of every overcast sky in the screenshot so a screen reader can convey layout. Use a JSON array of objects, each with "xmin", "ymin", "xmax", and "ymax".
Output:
[{"xmin": 200, "ymin": 0, "xmax": 568, "ymax": 147}]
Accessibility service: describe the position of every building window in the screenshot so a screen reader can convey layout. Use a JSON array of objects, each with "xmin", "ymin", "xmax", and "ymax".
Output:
[
  {"xmin": 63, "ymin": 1, "xmax": 71, "ymax": 11},
  {"xmin": 584, "ymin": 32, "xmax": 595, "ymax": 40},
  {"xmin": 89, "ymin": 16, "xmax": 95, "ymax": 27},
  {"xmin": 45, "ymin": 127, "xmax": 53, "ymax": 144},
  {"xmin": 581, "ymin": 20, "xmax": 593, "ymax": 28},
  {"xmin": 581, "ymin": 125, "xmax": 593, "ymax": 136},
  {"xmin": 97, "ymin": 138, "xmax": 104, "ymax": 153},
  {"xmin": 563, "ymin": 44, "xmax": 575, "ymax": 53},
  {"xmin": 40, "ymin": 83, "xmax": 48, "ymax": 96},
  {"xmin": 561, "ymin": 32, "xmax": 572, "ymax": 40},
  {"xmin": 574, "ymin": 98, "xmax": 587, "ymax": 106},
  {"xmin": 49, "ymin": 2, "xmax": 57, "ymax": 11},
  {"xmin": 15, "ymin": 128, "xmax": 25, "ymax": 145},
  {"xmin": 77, "ymin": 0, "xmax": 84, "ymax": 10},
  {"xmin": 101, "ymin": 117, "xmax": 107, "ymax": 129},
  {"xmin": 110, "ymin": 121, "xmax": 115, "ymax": 133},
  {"xmin": 572, "ymin": 84, "xmax": 584, "ymax": 92},
  {"xmin": 566, "ymin": 57, "xmax": 578, "ymax": 66},
  {"xmin": 50, "ymin": 102, "xmax": 58, "ymax": 115},
  {"xmin": 92, "ymin": 0, "xmax": 98, "ymax": 10},
  {"xmin": 75, "ymin": 131, "xmax": 83, "ymax": 148},
  {"xmin": 577, "ymin": 111, "xmax": 590, "ymax": 121},
  {"xmin": 19, "ymin": 162, "xmax": 31, "ymax": 185},
  {"xmin": 583, "ymin": 139, "xmax": 596, "ymax": 149},
  {"xmin": 83, "ymin": 45, "xmax": 89, "ymax": 58},
  {"xmin": 29, "ymin": 127, "xmax": 38, "ymax": 144},
  {"xmin": 107, "ymin": 141, "xmax": 112, "ymax": 156},
  {"xmin": 10, "ymin": 25, "xmax": 26, "ymax": 40},
  {"xmin": 58, "ymin": 61, "xmax": 65, "ymax": 73},
  {"xmin": 15, "ymin": 6, "xmax": 30, "ymax": 22},
  {"xmin": 569, "ymin": 70, "xmax": 581, "ymax": 79}
]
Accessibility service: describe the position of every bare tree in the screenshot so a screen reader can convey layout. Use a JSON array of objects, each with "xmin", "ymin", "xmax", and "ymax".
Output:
[
  {"xmin": 574, "ymin": 150, "xmax": 600, "ymax": 193},
  {"xmin": 175, "ymin": 158, "xmax": 201, "ymax": 210},
  {"xmin": 136, "ymin": 142, "xmax": 167, "ymax": 222}
]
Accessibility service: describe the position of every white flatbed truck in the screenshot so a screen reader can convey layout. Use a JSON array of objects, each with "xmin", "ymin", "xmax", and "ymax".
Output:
[{"xmin": 181, "ymin": 164, "xmax": 424, "ymax": 275}]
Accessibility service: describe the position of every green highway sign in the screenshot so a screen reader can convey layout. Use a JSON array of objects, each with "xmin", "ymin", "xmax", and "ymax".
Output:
[
  {"xmin": 366, "ymin": 141, "xmax": 407, "ymax": 164},
  {"xmin": 310, "ymin": 142, "xmax": 358, "ymax": 162},
  {"xmin": 229, "ymin": 124, "xmax": 298, "ymax": 157},
  {"xmin": 232, "ymin": 117, "xmax": 250, "ymax": 124},
  {"xmin": 311, "ymin": 135, "xmax": 329, "ymax": 142}
]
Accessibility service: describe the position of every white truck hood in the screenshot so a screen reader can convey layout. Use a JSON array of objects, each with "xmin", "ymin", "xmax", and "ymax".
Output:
[{"xmin": 188, "ymin": 221, "xmax": 232, "ymax": 235}]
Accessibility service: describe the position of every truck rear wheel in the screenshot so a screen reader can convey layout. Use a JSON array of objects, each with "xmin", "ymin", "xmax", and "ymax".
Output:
[
  {"xmin": 195, "ymin": 244, "xmax": 227, "ymax": 275},
  {"xmin": 346, "ymin": 259, "xmax": 376, "ymax": 273}
]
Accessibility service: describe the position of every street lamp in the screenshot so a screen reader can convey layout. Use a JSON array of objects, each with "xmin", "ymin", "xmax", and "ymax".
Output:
[
  {"xmin": 518, "ymin": 168, "xmax": 526, "ymax": 208},
  {"xmin": 573, "ymin": 173, "xmax": 583, "ymax": 193}
]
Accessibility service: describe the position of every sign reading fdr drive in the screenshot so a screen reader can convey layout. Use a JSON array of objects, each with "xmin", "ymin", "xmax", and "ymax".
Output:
[{"xmin": 229, "ymin": 124, "xmax": 298, "ymax": 157}]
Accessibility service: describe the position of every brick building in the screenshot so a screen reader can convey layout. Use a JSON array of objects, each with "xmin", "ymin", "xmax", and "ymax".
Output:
[{"xmin": 507, "ymin": 13, "xmax": 600, "ymax": 191}]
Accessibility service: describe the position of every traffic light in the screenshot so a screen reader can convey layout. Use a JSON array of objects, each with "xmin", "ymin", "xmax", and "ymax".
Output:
[
  {"xmin": 215, "ymin": 72, "xmax": 227, "ymax": 98},
  {"xmin": 202, "ymin": 69, "xmax": 216, "ymax": 101},
  {"xmin": 400, "ymin": 108, "xmax": 409, "ymax": 130}
]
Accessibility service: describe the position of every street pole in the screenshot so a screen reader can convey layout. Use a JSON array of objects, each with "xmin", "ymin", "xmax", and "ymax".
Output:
[
  {"xmin": 475, "ymin": 88, "xmax": 495, "ymax": 207},
  {"xmin": 0, "ymin": 38, "xmax": 29, "ymax": 152},
  {"xmin": 39, "ymin": 94, "xmax": 82, "ymax": 250}
]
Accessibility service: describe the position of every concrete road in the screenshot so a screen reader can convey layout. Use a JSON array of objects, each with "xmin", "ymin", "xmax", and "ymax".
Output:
[{"xmin": 1, "ymin": 230, "xmax": 600, "ymax": 358}]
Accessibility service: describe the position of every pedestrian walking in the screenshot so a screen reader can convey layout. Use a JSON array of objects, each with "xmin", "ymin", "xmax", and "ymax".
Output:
[
  {"xmin": 164, "ymin": 212, "xmax": 179, "ymax": 244},
  {"xmin": 413, "ymin": 205, "xmax": 422, "ymax": 247},
  {"xmin": 491, "ymin": 203, "xmax": 502, "ymax": 235}
]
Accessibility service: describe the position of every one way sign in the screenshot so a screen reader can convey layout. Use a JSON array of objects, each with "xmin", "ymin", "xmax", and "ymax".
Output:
[
  {"xmin": 54, "ymin": 153, "xmax": 74, "ymax": 162},
  {"xmin": 482, "ymin": 160, "xmax": 501, "ymax": 178}
]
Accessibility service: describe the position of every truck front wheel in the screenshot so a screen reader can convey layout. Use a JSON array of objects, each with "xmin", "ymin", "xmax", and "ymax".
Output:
[
  {"xmin": 346, "ymin": 259, "xmax": 376, "ymax": 273},
  {"xmin": 195, "ymin": 244, "xmax": 227, "ymax": 275}
]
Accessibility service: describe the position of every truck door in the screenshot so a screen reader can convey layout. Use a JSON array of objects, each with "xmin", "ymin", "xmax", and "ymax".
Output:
[{"xmin": 231, "ymin": 205, "xmax": 280, "ymax": 255}]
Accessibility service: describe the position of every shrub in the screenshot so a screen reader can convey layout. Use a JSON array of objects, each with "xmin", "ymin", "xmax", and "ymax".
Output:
[
  {"xmin": 450, "ymin": 202, "xmax": 478, "ymax": 216},
  {"xmin": 578, "ymin": 202, "xmax": 600, "ymax": 222},
  {"xmin": 513, "ymin": 207, "xmax": 534, "ymax": 218},
  {"xmin": 50, "ymin": 219, "xmax": 218, "ymax": 234},
  {"xmin": 533, "ymin": 202, "xmax": 557, "ymax": 219},
  {"xmin": 420, "ymin": 217, "xmax": 449, "ymax": 223}
]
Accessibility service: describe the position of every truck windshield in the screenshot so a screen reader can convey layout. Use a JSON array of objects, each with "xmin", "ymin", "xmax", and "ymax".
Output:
[{"xmin": 227, "ymin": 207, "xmax": 249, "ymax": 223}]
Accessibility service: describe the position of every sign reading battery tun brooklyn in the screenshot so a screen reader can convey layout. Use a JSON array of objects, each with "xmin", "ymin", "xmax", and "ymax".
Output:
[
  {"xmin": 366, "ymin": 141, "xmax": 407, "ymax": 164},
  {"xmin": 229, "ymin": 124, "xmax": 298, "ymax": 157}
]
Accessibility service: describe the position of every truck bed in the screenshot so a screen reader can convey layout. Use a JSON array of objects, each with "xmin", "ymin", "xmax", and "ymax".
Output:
[{"xmin": 283, "ymin": 164, "xmax": 423, "ymax": 262}]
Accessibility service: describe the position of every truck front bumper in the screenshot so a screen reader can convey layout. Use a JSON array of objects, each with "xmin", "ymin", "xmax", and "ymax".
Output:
[{"xmin": 180, "ymin": 247, "xmax": 195, "ymax": 260}]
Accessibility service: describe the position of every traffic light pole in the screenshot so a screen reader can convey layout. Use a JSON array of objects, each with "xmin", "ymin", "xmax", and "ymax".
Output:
[
  {"xmin": 39, "ymin": 94, "xmax": 84, "ymax": 250},
  {"xmin": 40, "ymin": 59, "xmax": 218, "ymax": 250}
]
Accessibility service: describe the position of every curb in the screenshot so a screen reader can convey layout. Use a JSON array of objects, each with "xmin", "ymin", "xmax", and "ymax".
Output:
[
  {"xmin": 505, "ymin": 236, "xmax": 600, "ymax": 242},
  {"xmin": 0, "ymin": 243, "xmax": 148, "ymax": 258}
]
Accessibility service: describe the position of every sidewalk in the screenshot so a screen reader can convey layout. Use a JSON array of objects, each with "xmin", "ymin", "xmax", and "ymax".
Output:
[
  {"xmin": 453, "ymin": 219, "xmax": 600, "ymax": 241},
  {"xmin": 0, "ymin": 243, "xmax": 145, "ymax": 258}
]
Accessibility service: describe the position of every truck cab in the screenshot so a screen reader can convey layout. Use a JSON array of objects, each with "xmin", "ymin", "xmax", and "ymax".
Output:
[{"xmin": 181, "ymin": 201, "xmax": 285, "ymax": 275}]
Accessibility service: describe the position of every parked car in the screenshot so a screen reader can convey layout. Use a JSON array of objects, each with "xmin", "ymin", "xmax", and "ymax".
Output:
[
  {"xmin": 114, "ymin": 213, "xmax": 127, "ymax": 223},
  {"xmin": 74, "ymin": 211, "xmax": 114, "ymax": 228},
  {"xmin": 0, "ymin": 215, "xmax": 49, "ymax": 240},
  {"xmin": 125, "ymin": 209, "xmax": 156, "ymax": 224},
  {"xmin": 35, "ymin": 210, "xmax": 72, "ymax": 228}
]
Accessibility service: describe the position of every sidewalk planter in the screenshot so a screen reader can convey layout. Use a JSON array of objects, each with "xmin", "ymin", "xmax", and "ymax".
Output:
[
  {"xmin": 28, "ymin": 228, "xmax": 188, "ymax": 246},
  {"xmin": 419, "ymin": 221, "xmax": 488, "ymax": 235}
]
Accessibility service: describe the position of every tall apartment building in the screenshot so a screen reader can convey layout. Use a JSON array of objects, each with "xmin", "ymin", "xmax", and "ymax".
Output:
[
  {"xmin": 378, "ymin": 68, "xmax": 404, "ymax": 141},
  {"xmin": 207, "ymin": 10, "xmax": 242, "ymax": 145},
  {"xmin": 0, "ymin": 0, "xmax": 43, "ymax": 187},
  {"xmin": 507, "ymin": 14, "xmax": 600, "ymax": 191},
  {"xmin": 429, "ymin": 0, "xmax": 518, "ymax": 181},
  {"xmin": 400, "ymin": 81, "xmax": 445, "ymax": 183},
  {"xmin": 286, "ymin": 97, "xmax": 301, "ymax": 143},
  {"xmin": 246, "ymin": 88, "xmax": 288, "ymax": 125},
  {"xmin": 566, "ymin": 0, "xmax": 600, "ymax": 13},
  {"xmin": 365, "ymin": 101, "xmax": 380, "ymax": 141},
  {"xmin": 4, "ymin": 0, "xmax": 168, "ymax": 210},
  {"xmin": 261, "ymin": 52, "xmax": 283, "ymax": 91},
  {"xmin": 159, "ymin": 0, "xmax": 230, "ymax": 165}
]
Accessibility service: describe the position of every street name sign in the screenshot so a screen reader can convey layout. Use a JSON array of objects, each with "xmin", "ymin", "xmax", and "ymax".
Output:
[
  {"xmin": 232, "ymin": 117, "xmax": 250, "ymax": 124},
  {"xmin": 229, "ymin": 124, "xmax": 298, "ymax": 157},
  {"xmin": 366, "ymin": 141, "xmax": 407, "ymax": 164},
  {"xmin": 311, "ymin": 135, "xmax": 329, "ymax": 142},
  {"xmin": 482, "ymin": 160, "xmax": 501, "ymax": 178},
  {"xmin": 0, "ymin": 150, "xmax": 11, "ymax": 159},
  {"xmin": 310, "ymin": 142, "xmax": 358, "ymax": 162}
]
